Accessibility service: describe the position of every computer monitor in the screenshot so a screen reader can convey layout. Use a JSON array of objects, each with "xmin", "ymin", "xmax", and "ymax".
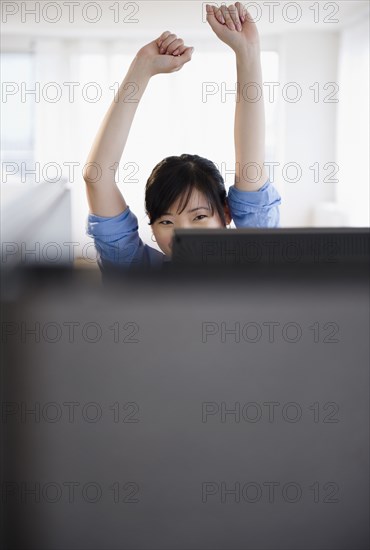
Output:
[
  {"xmin": 1, "ymin": 258, "xmax": 369, "ymax": 550},
  {"xmin": 171, "ymin": 227, "xmax": 370, "ymax": 266}
]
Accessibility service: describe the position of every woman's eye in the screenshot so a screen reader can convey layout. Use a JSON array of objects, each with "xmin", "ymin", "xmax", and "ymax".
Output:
[{"xmin": 159, "ymin": 216, "xmax": 207, "ymax": 225}]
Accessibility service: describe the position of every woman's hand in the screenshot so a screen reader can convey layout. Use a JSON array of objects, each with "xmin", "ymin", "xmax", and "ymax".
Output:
[
  {"xmin": 206, "ymin": 2, "xmax": 260, "ymax": 57},
  {"xmin": 134, "ymin": 31, "xmax": 194, "ymax": 78}
]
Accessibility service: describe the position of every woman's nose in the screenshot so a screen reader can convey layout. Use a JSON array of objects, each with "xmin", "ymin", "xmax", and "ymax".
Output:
[{"xmin": 175, "ymin": 220, "xmax": 192, "ymax": 229}]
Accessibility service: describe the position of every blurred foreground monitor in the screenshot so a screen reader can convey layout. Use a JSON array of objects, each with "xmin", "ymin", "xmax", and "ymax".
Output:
[{"xmin": 0, "ymin": 234, "xmax": 369, "ymax": 550}]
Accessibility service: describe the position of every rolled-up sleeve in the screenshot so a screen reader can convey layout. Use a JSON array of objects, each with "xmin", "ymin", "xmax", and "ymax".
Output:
[
  {"xmin": 86, "ymin": 206, "xmax": 163, "ymax": 268},
  {"xmin": 227, "ymin": 179, "xmax": 282, "ymax": 228}
]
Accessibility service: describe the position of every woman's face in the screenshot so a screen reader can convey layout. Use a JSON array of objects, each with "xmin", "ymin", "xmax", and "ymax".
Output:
[{"xmin": 151, "ymin": 188, "xmax": 231, "ymax": 258}]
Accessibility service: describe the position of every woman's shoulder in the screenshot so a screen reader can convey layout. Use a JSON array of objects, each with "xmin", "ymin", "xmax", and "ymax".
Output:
[
  {"xmin": 87, "ymin": 205, "xmax": 136, "ymax": 237},
  {"xmin": 227, "ymin": 180, "xmax": 282, "ymax": 228}
]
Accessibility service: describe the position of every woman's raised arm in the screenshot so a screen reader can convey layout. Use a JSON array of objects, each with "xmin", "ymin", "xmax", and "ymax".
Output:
[
  {"xmin": 206, "ymin": 3, "xmax": 268, "ymax": 191},
  {"xmin": 83, "ymin": 33, "xmax": 194, "ymax": 217}
]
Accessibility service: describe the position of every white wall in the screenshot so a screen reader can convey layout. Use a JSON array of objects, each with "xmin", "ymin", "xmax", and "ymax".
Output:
[
  {"xmin": 336, "ymin": 14, "xmax": 370, "ymax": 226},
  {"xmin": 277, "ymin": 31, "xmax": 339, "ymax": 226}
]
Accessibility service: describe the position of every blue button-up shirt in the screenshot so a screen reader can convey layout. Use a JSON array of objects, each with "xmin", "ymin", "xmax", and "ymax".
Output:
[{"xmin": 86, "ymin": 179, "xmax": 282, "ymax": 270}]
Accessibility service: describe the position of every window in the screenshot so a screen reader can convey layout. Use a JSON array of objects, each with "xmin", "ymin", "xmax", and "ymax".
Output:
[{"xmin": 1, "ymin": 53, "xmax": 35, "ymax": 181}]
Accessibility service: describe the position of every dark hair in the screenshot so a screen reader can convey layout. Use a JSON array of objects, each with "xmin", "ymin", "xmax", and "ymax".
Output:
[{"xmin": 145, "ymin": 154, "xmax": 228, "ymax": 226}]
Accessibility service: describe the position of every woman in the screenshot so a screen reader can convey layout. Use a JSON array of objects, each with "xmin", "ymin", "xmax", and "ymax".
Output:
[{"xmin": 85, "ymin": 3, "xmax": 282, "ymax": 270}]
